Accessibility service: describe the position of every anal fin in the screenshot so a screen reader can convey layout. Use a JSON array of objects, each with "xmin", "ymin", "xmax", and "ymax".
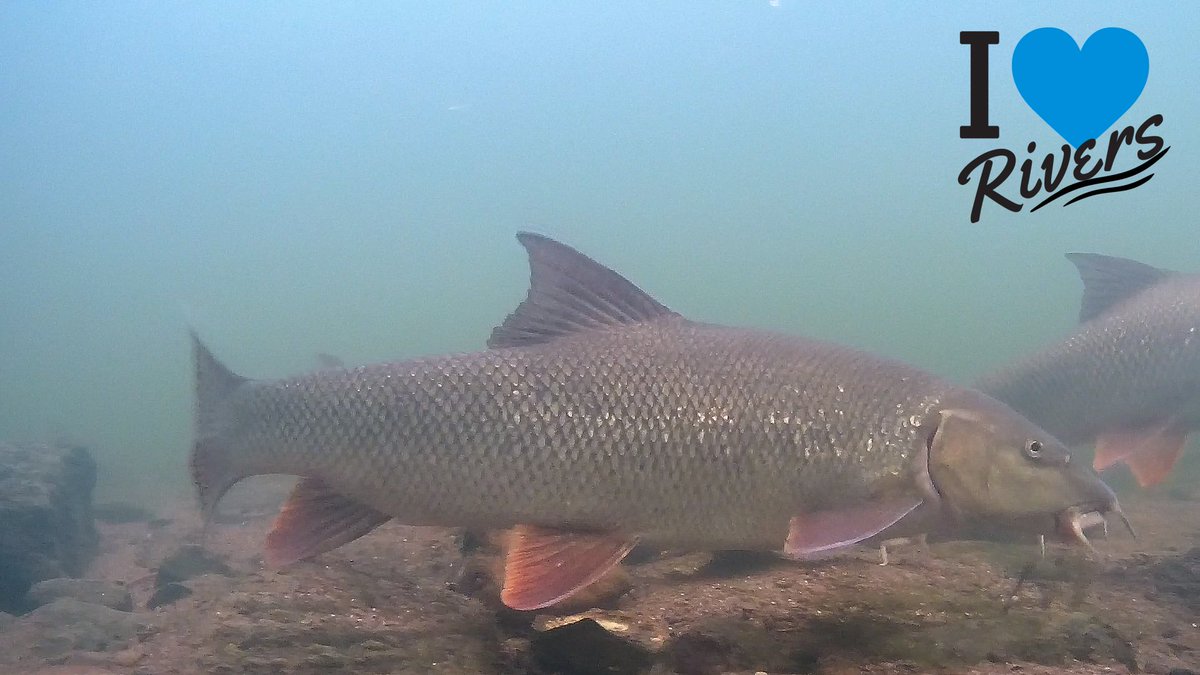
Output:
[
  {"xmin": 784, "ymin": 497, "xmax": 922, "ymax": 559},
  {"xmin": 1094, "ymin": 421, "xmax": 1188, "ymax": 487},
  {"xmin": 500, "ymin": 525, "xmax": 637, "ymax": 611},
  {"xmin": 264, "ymin": 477, "xmax": 391, "ymax": 567}
]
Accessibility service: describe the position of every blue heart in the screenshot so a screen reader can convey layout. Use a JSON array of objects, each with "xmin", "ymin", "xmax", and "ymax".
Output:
[{"xmin": 1011, "ymin": 27, "xmax": 1148, "ymax": 147}]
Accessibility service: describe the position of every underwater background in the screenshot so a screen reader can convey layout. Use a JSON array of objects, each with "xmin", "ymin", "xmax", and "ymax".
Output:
[{"xmin": 1, "ymin": 2, "xmax": 1198, "ymax": 518}]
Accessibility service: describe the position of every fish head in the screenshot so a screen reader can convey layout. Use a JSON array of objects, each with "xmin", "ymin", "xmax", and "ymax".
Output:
[{"xmin": 925, "ymin": 395, "xmax": 1124, "ymax": 548}]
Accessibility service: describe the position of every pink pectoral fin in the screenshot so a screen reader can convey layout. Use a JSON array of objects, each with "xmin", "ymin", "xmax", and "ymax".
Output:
[
  {"xmin": 1093, "ymin": 422, "xmax": 1189, "ymax": 487},
  {"xmin": 783, "ymin": 497, "xmax": 923, "ymax": 559}
]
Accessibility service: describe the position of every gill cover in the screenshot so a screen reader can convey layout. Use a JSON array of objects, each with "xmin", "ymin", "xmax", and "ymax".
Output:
[{"xmin": 926, "ymin": 405, "xmax": 1074, "ymax": 523}]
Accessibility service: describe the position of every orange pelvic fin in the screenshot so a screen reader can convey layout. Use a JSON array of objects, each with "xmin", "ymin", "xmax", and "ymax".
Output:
[{"xmin": 500, "ymin": 525, "xmax": 637, "ymax": 611}]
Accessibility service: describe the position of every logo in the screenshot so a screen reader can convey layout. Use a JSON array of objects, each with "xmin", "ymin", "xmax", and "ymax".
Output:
[{"xmin": 957, "ymin": 29, "xmax": 1169, "ymax": 223}]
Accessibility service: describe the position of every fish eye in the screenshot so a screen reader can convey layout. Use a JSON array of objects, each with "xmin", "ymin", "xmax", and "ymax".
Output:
[{"xmin": 1024, "ymin": 439, "xmax": 1043, "ymax": 460}]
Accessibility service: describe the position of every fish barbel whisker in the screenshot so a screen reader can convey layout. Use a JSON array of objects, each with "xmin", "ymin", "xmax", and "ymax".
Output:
[
  {"xmin": 1114, "ymin": 507, "xmax": 1136, "ymax": 539},
  {"xmin": 1075, "ymin": 510, "xmax": 1108, "ymax": 535},
  {"xmin": 1059, "ymin": 507, "xmax": 1098, "ymax": 554}
]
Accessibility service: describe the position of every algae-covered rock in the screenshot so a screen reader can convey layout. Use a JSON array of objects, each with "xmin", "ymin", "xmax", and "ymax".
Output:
[
  {"xmin": 155, "ymin": 545, "xmax": 233, "ymax": 586},
  {"xmin": 146, "ymin": 546, "xmax": 231, "ymax": 610},
  {"xmin": 1148, "ymin": 547, "xmax": 1200, "ymax": 613},
  {"xmin": 0, "ymin": 598, "xmax": 150, "ymax": 667},
  {"xmin": 1062, "ymin": 612, "xmax": 1137, "ymax": 670},
  {"xmin": 0, "ymin": 442, "xmax": 99, "ymax": 613},
  {"xmin": 27, "ymin": 578, "xmax": 134, "ymax": 612},
  {"xmin": 146, "ymin": 581, "xmax": 193, "ymax": 609}
]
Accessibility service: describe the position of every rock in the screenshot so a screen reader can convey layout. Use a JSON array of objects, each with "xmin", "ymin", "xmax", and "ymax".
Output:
[
  {"xmin": 0, "ymin": 611, "xmax": 12, "ymax": 630},
  {"xmin": 664, "ymin": 621, "xmax": 786, "ymax": 675},
  {"xmin": 1148, "ymin": 547, "xmax": 1200, "ymax": 613},
  {"xmin": 155, "ymin": 545, "xmax": 233, "ymax": 586},
  {"xmin": 1062, "ymin": 613, "xmax": 1137, "ymax": 671},
  {"xmin": 146, "ymin": 582, "xmax": 192, "ymax": 609},
  {"xmin": 0, "ymin": 442, "xmax": 99, "ymax": 613},
  {"xmin": 27, "ymin": 578, "xmax": 133, "ymax": 612},
  {"xmin": 0, "ymin": 599, "xmax": 149, "ymax": 667},
  {"xmin": 699, "ymin": 549, "xmax": 781, "ymax": 577},
  {"xmin": 531, "ymin": 618, "xmax": 652, "ymax": 675},
  {"xmin": 146, "ymin": 546, "xmax": 229, "ymax": 610},
  {"xmin": 623, "ymin": 544, "xmax": 663, "ymax": 565},
  {"xmin": 108, "ymin": 643, "xmax": 147, "ymax": 667}
]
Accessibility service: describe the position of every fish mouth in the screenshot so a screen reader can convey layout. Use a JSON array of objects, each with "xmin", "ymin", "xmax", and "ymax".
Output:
[{"xmin": 1055, "ymin": 499, "xmax": 1134, "ymax": 552}]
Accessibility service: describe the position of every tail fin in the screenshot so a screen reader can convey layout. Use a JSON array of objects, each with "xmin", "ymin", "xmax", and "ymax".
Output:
[{"xmin": 189, "ymin": 329, "xmax": 249, "ymax": 524}]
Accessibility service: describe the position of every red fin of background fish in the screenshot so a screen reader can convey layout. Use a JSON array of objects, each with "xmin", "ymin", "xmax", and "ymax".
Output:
[
  {"xmin": 264, "ymin": 477, "xmax": 391, "ymax": 567},
  {"xmin": 1124, "ymin": 431, "xmax": 1187, "ymax": 487},
  {"xmin": 783, "ymin": 498, "xmax": 922, "ymax": 558},
  {"xmin": 500, "ymin": 525, "xmax": 637, "ymax": 611},
  {"xmin": 1093, "ymin": 430, "xmax": 1142, "ymax": 470},
  {"xmin": 487, "ymin": 232, "xmax": 680, "ymax": 349},
  {"xmin": 1126, "ymin": 439, "xmax": 1186, "ymax": 487},
  {"xmin": 1094, "ymin": 421, "xmax": 1188, "ymax": 487}
]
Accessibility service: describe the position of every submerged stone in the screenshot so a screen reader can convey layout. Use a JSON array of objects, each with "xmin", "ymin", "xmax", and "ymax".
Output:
[
  {"xmin": 27, "ymin": 578, "xmax": 134, "ymax": 612},
  {"xmin": 146, "ymin": 582, "xmax": 193, "ymax": 609},
  {"xmin": 0, "ymin": 598, "xmax": 150, "ymax": 667},
  {"xmin": 1148, "ymin": 546, "xmax": 1200, "ymax": 613},
  {"xmin": 155, "ymin": 545, "xmax": 233, "ymax": 586},
  {"xmin": 0, "ymin": 441, "xmax": 99, "ymax": 613},
  {"xmin": 531, "ymin": 618, "xmax": 652, "ymax": 675}
]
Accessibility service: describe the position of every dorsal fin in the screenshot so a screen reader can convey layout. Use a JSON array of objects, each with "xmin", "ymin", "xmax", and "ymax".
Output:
[
  {"xmin": 1065, "ymin": 253, "xmax": 1173, "ymax": 323},
  {"xmin": 488, "ymin": 232, "xmax": 678, "ymax": 348}
]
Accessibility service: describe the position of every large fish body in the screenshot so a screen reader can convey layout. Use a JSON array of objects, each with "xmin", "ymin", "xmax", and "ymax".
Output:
[
  {"xmin": 192, "ymin": 233, "xmax": 1117, "ymax": 610},
  {"xmin": 978, "ymin": 254, "xmax": 1200, "ymax": 486},
  {"xmin": 213, "ymin": 322, "xmax": 945, "ymax": 547}
]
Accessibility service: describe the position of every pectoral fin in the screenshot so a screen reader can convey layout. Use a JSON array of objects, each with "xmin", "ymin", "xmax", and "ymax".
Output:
[
  {"xmin": 1093, "ymin": 422, "xmax": 1188, "ymax": 487},
  {"xmin": 500, "ymin": 525, "xmax": 637, "ymax": 611},
  {"xmin": 783, "ymin": 498, "xmax": 923, "ymax": 559},
  {"xmin": 264, "ymin": 477, "xmax": 391, "ymax": 566}
]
